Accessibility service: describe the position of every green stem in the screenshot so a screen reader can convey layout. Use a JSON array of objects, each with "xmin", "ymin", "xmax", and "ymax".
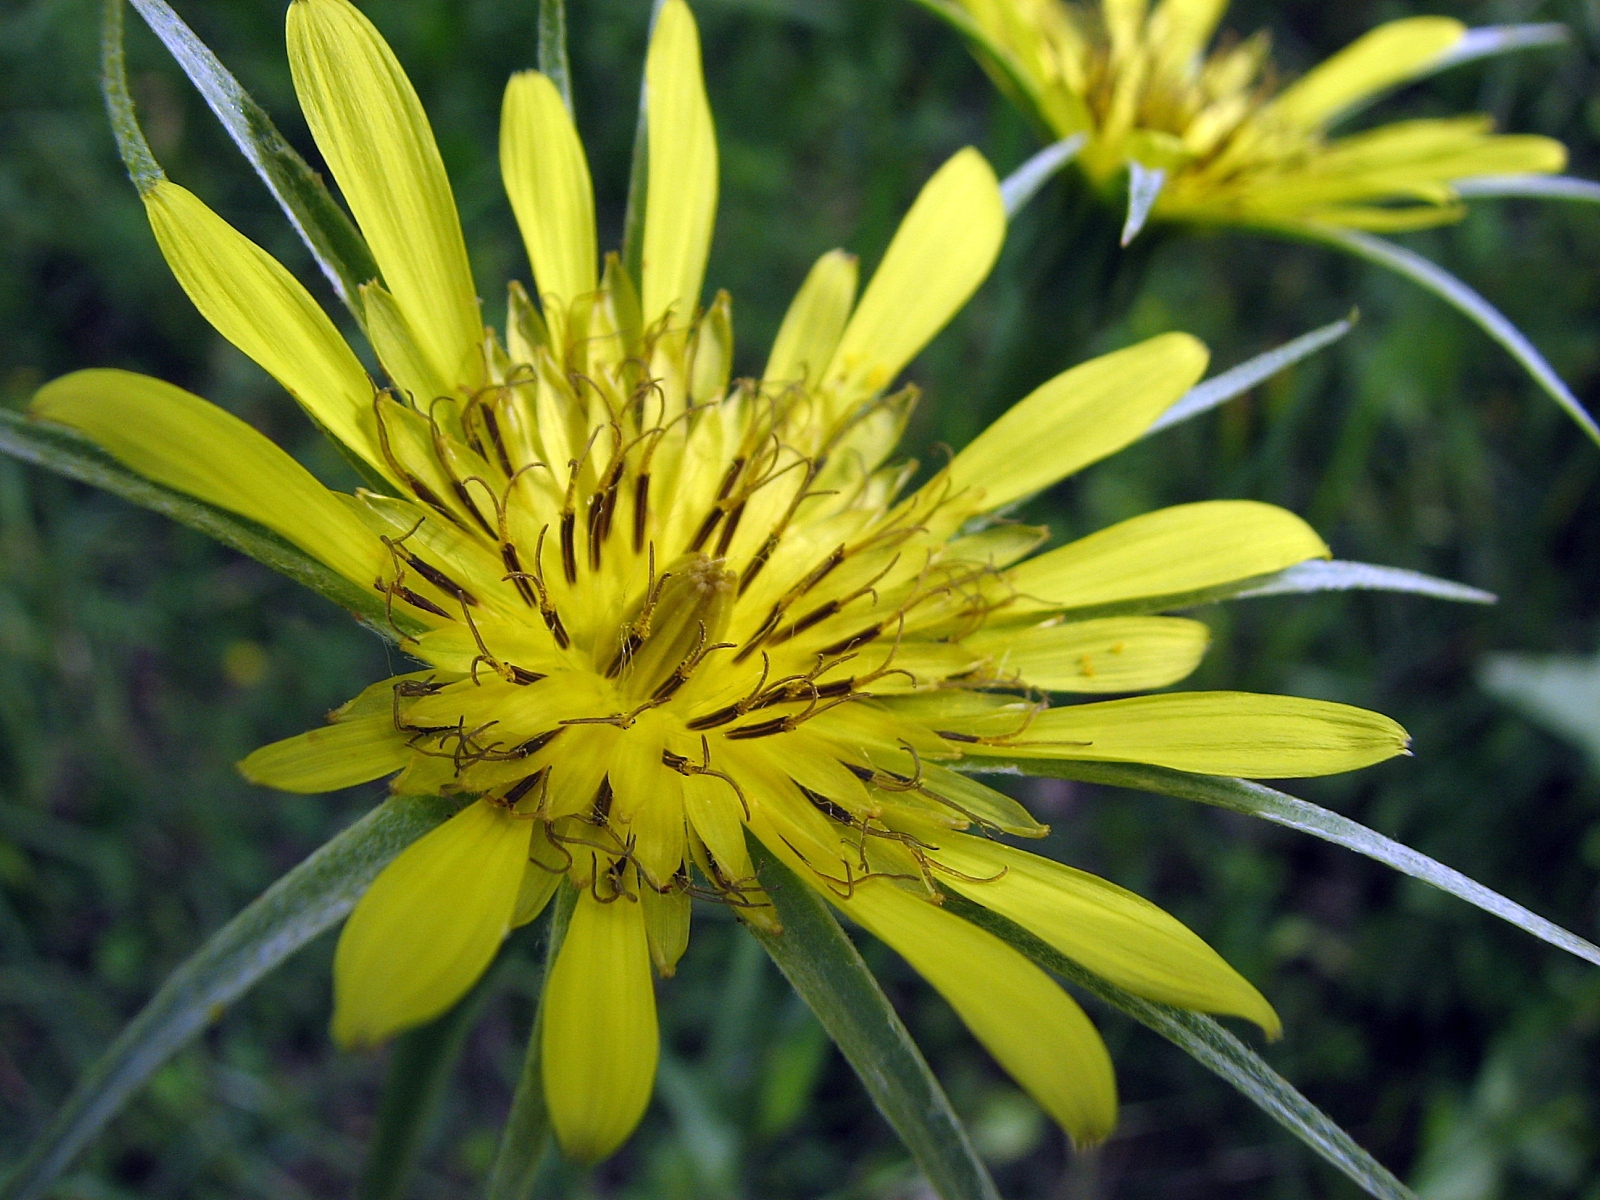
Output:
[
  {"xmin": 484, "ymin": 882, "xmax": 576, "ymax": 1200},
  {"xmin": 746, "ymin": 841, "xmax": 1000, "ymax": 1200}
]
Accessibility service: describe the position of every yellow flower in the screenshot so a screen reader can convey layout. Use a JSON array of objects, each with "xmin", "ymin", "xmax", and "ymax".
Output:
[
  {"xmin": 33, "ymin": 0, "xmax": 1408, "ymax": 1163},
  {"xmin": 948, "ymin": 0, "xmax": 1566, "ymax": 233}
]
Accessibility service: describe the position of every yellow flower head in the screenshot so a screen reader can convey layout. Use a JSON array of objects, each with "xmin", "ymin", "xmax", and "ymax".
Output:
[
  {"xmin": 35, "ymin": 0, "xmax": 1410, "ymax": 1162},
  {"xmin": 952, "ymin": 0, "xmax": 1566, "ymax": 231}
]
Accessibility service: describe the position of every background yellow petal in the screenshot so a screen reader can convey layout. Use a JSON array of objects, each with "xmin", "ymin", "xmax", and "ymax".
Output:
[
  {"xmin": 500, "ymin": 71, "xmax": 598, "ymax": 322},
  {"xmin": 642, "ymin": 0, "xmax": 718, "ymax": 333},
  {"xmin": 840, "ymin": 878, "xmax": 1117, "ymax": 1146},
  {"xmin": 947, "ymin": 333, "xmax": 1208, "ymax": 510},
  {"xmin": 1006, "ymin": 500, "xmax": 1329, "ymax": 612},
  {"xmin": 332, "ymin": 799, "xmax": 529, "ymax": 1046},
  {"xmin": 964, "ymin": 690, "xmax": 1410, "ymax": 777},
  {"xmin": 143, "ymin": 182, "xmax": 384, "ymax": 473},
  {"xmin": 1263, "ymin": 17, "xmax": 1465, "ymax": 131},
  {"xmin": 1148, "ymin": 0, "xmax": 1228, "ymax": 76},
  {"xmin": 543, "ymin": 889, "xmax": 659, "ymax": 1162},
  {"xmin": 966, "ymin": 615, "xmax": 1210, "ymax": 692},
  {"xmin": 288, "ymin": 0, "xmax": 482, "ymax": 390},
  {"xmin": 825, "ymin": 148, "xmax": 1005, "ymax": 401},
  {"xmin": 32, "ymin": 370, "xmax": 384, "ymax": 584},
  {"xmin": 763, "ymin": 249, "xmax": 858, "ymax": 387},
  {"xmin": 238, "ymin": 715, "xmax": 408, "ymax": 793},
  {"xmin": 935, "ymin": 836, "xmax": 1280, "ymax": 1033}
]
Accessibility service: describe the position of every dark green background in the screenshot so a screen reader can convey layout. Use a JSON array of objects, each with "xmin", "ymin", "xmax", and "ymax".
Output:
[{"xmin": 3, "ymin": 0, "xmax": 1600, "ymax": 1195}]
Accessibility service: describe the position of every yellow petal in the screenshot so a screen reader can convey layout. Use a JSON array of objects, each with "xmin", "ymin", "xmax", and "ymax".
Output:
[
  {"xmin": 963, "ymin": 690, "xmax": 1410, "ymax": 777},
  {"xmin": 840, "ymin": 877, "xmax": 1116, "ymax": 1145},
  {"xmin": 947, "ymin": 333, "xmax": 1208, "ymax": 511},
  {"xmin": 238, "ymin": 715, "xmax": 408, "ymax": 793},
  {"xmin": 966, "ymin": 615, "xmax": 1210, "ymax": 692},
  {"xmin": 1006, "ymin": 500, "xmax": 1329, "ymax": 613},
  {"xmin": 359, "ymin": 281, "xmax": 455, "ymax": 408},
  {"xmin": 142, "ymin": 181, "xmax": 384, "ymax": 472},
  {"xmin": 825, "ymin": 148, "xmax": 1005, "ymax": 401},
  {"xmin": 1263, "ymin": 17, "xmax": 1465, "ymax": 131},
  {"xmin": 287, "ymin": 0, "xmax": 481, "ymax": 390},
  {"xmin": 641, "ymin": 886, "xmax": 691, "ymax": 977},
  {"xmin": 32, "ymin": 370, "xmax": 384, "ymax": 584},
  {"xmin": 642, "ymin": 0, "xmax": 718, "ymax": 332},
  {"xmin": 763, "ymin": 249, "xmax": 858, "ymax": 387},
  {"xmin": 332, "ymin": 799, "xmax": 530, "ymax": 1046},
  {"xmin": 543, "ymin": 888, "xmax": 659, "ymax": 1162},
  {"xmin": 933, "ymin": 836, "xmax": 1279, "ymax": 1034},
  {"xmin": 500, "ymin": 71, "xmax": 599, "ymax": 323},
  {"xmin": 1148, "ymin": 0, "xmax": 1227, "ymax": 75}
]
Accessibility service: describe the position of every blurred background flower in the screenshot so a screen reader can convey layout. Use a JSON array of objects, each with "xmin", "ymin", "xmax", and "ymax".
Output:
[{"xmin": 2, "ymin": 0, "xmax": 1600, "ymax": 1197}]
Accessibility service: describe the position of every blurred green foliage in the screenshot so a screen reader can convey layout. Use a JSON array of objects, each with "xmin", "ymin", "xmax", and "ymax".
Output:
[{"xmin": 4, "ymin": 0, "xmax": 1600, "ymax": 1195}]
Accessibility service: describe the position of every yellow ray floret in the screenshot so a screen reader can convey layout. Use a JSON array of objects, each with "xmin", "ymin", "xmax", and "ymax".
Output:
[{"xmin": 32, "ymin": 0, "xmax": 1414, "ymax": 1163}]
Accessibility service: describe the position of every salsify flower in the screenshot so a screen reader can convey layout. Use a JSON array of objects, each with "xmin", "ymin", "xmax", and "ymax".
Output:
[
  {"xmin": 32, "ymin": 0, "xmax": 1410, "ymax": 1163},
  {"xmin": 941, "ymin": 0, "xmax": 1565, "ymax": 233}
]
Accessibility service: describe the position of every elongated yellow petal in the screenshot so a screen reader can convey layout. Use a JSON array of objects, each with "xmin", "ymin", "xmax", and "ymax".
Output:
[
  {"xmin": 142, "ymin": 182, "xmax": 383, "ymax": 471},
  {"xmin": 1263, "ymin": 17, "xmax": 1464, "ymax": 131},
  {"xmin": 840, "ymin": 877, "xmax": 1116, "ymax": 1145},
  {"xmin": 825, "ymin": 148, "xmax": 1005, "ymax": 400},
  {"xmin": 288, "ymin": 0, "xmax": 481, "ymax": 389},
  {"xmin": 964, "ymin": 690, "xmax": 1410, "ymax": 776},
  {"xmin": 642, "ymin": 0, "xmax": 718, "ymax": 332},
  {"xmin": 32, "ymin": 370, "xmax": 384, "ymax": 584},
  {"xmin": 543, "ymin": 889, "xmax": 659, "ymax": 1162},
  {"xmin": 1148, "ymin": 0, "xmax": 1227, "ymax": 75},
  {"xmin": 1006, "ymin": 500, "xmax": 1328, "ymax": 613},
  {"xmin": 500, "ymin": 71, "xmax": 598, "ymax": 322},
  {"xmin": 934, "ymin": 836, "xmax": 1279, "ymax": 1033},
  {"xmin": 967, "ymin": 615, "xmax": 1210, "ymax": 692},
  {"xmin": 764, "ymin": 249, "xmax": 858, "ymax": 387},
  {"xmin": 360, "ymin": 281, "xmax": 454, "ymax": 407},
  {"xmin": 238, "ymin": 715, "xmax": 408, "ymax": 793},
  {"xmin": 948, "ymin": 333, "xmax": 1208, "ymax": 510},
  {"xmin": 332, "ymin": 799, "xmax": 529, "ymax": 1046}
]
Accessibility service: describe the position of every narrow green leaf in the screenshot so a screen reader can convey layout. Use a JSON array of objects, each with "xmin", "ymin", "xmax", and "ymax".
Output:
[
  {"xmin": 101, "ymin": 0, "xmax": 163, "ymax": 194},
  {"xmin": 938, "ymin": 894, "xmax": 1415, "ymax": 1200},
  {"xmin": 1453, "ymin": 174, "xmax": 1600, "ymax": 203},
  {"xmin": 960, "ymin": 758, "xmax": 1600, "ymax": 969},
  {"xmin": 619, "ymin": 0, "xmax": 668, "ymax": 284},
  {"xmin": 1307, "ymin": 225, "xmax": 1600, "ymax": 448},
  {"xmin": 1228, "ymin": 560, "xmax": 1494, "ymax": 605},
  {"xmin": 0, "ymin": 409, "xmax": 420, "ymax": 638},
  {"xmin": 538, "ymin": 0, "xmax": 572, "ymax": 114},
  {"xmin": 484, "ymin": 883, "xmax": 574, "ymax": 1200},
  {"xmin": 999, "ymin": 136, "xmax": 1084, "ymax": 219},
  {"xmin": 124, "ymin": 0, "xmax": 379, "ymax": 313},
  {"xmin": 1145, "ymin": 314, "xmax": 1355, "ymax": 436},
  {"xmin": 357, "ymin": 945, "xmax": 518, "ymax": 1200},
  {"xmin": 746, "ymin": 840, "xmax": 1001, "ymax": 1200},
  {"xmin": 0, "ymin": 796, "xmax": 459, "ymax": 1200}
]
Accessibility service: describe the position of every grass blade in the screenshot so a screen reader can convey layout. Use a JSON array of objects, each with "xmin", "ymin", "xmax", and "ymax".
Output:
[
  {"xmin": 938, "ymin": 894, "xmax": 1415, "ymax": 1200},
  {"xmin": 1309, "ymin": 225, "xmax": 1600, "ymax": 447},
  {"xmin": 1146, "ymin": 314, "xmax": 1355, "ymax": 436},
  {"xmin": 0, "ymin": 409, "xmax": 414, "ymax": 636},
  {"xmin": 0, "ymin": 796, "xmax": 459, "ymax": 1200},
  {"xmin": 999, "ymin": 136, "xmax": 1084, "ymax": 219},
  {"xmin": 125, "ymin": 0, "xmax": 379, "ymax": 313},
  {"xmin": 1452, "ymin": 174, "xmax": 1600, "ymax": 203},
  {"xmin": 484, "ymin": 884, "xmax": 574, "ymax": 1200},
  {"xmin": 960, "ymin": 758, "xmax": 1600, "ymax": 969},
  {"xmin": 747, "ymin": 841, "xmax": 1000, "ymax": 1200}
]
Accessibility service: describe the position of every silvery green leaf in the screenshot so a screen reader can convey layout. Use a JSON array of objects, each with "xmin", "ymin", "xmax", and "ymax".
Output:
[
  {"xmin": 1231, "ymin": 560, "xmax": 1495, "ymax": 605},
  {"xmin": 959, "ymin": 759, "xmax": 1600, "ymax": 970},
  {"xmin": 538, "ymin": 0, "xmax": 572, "ymax": 113},
  {"xmin": 1121, "ymin": 162, "xmax": 1165, "ymax": 246},
  {"xmin": 1452, "ymin": 174, "xmax": 1600, "ymax": 203},
  {"xmin": 1146, "ymin": 315, "xmax": 1355, "ymax": 436},
  {"xmin": 0, "ymin": 797, "xmax": 459, "ymax": 1200},
  {"xmin": 1311, "ymin": 225, "xmax": 1600, "ymax": 448},
  {"xmin": 1000, "ymin": 135, "xmax": 1085, "ymax": 219},
  {"xmin": 100, "ymin": 0, "xmax": 163, "ymax": 193},
  {"xmin": 1428, "ymin": 24, "xmax": 1569, "ymax": 74}
]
